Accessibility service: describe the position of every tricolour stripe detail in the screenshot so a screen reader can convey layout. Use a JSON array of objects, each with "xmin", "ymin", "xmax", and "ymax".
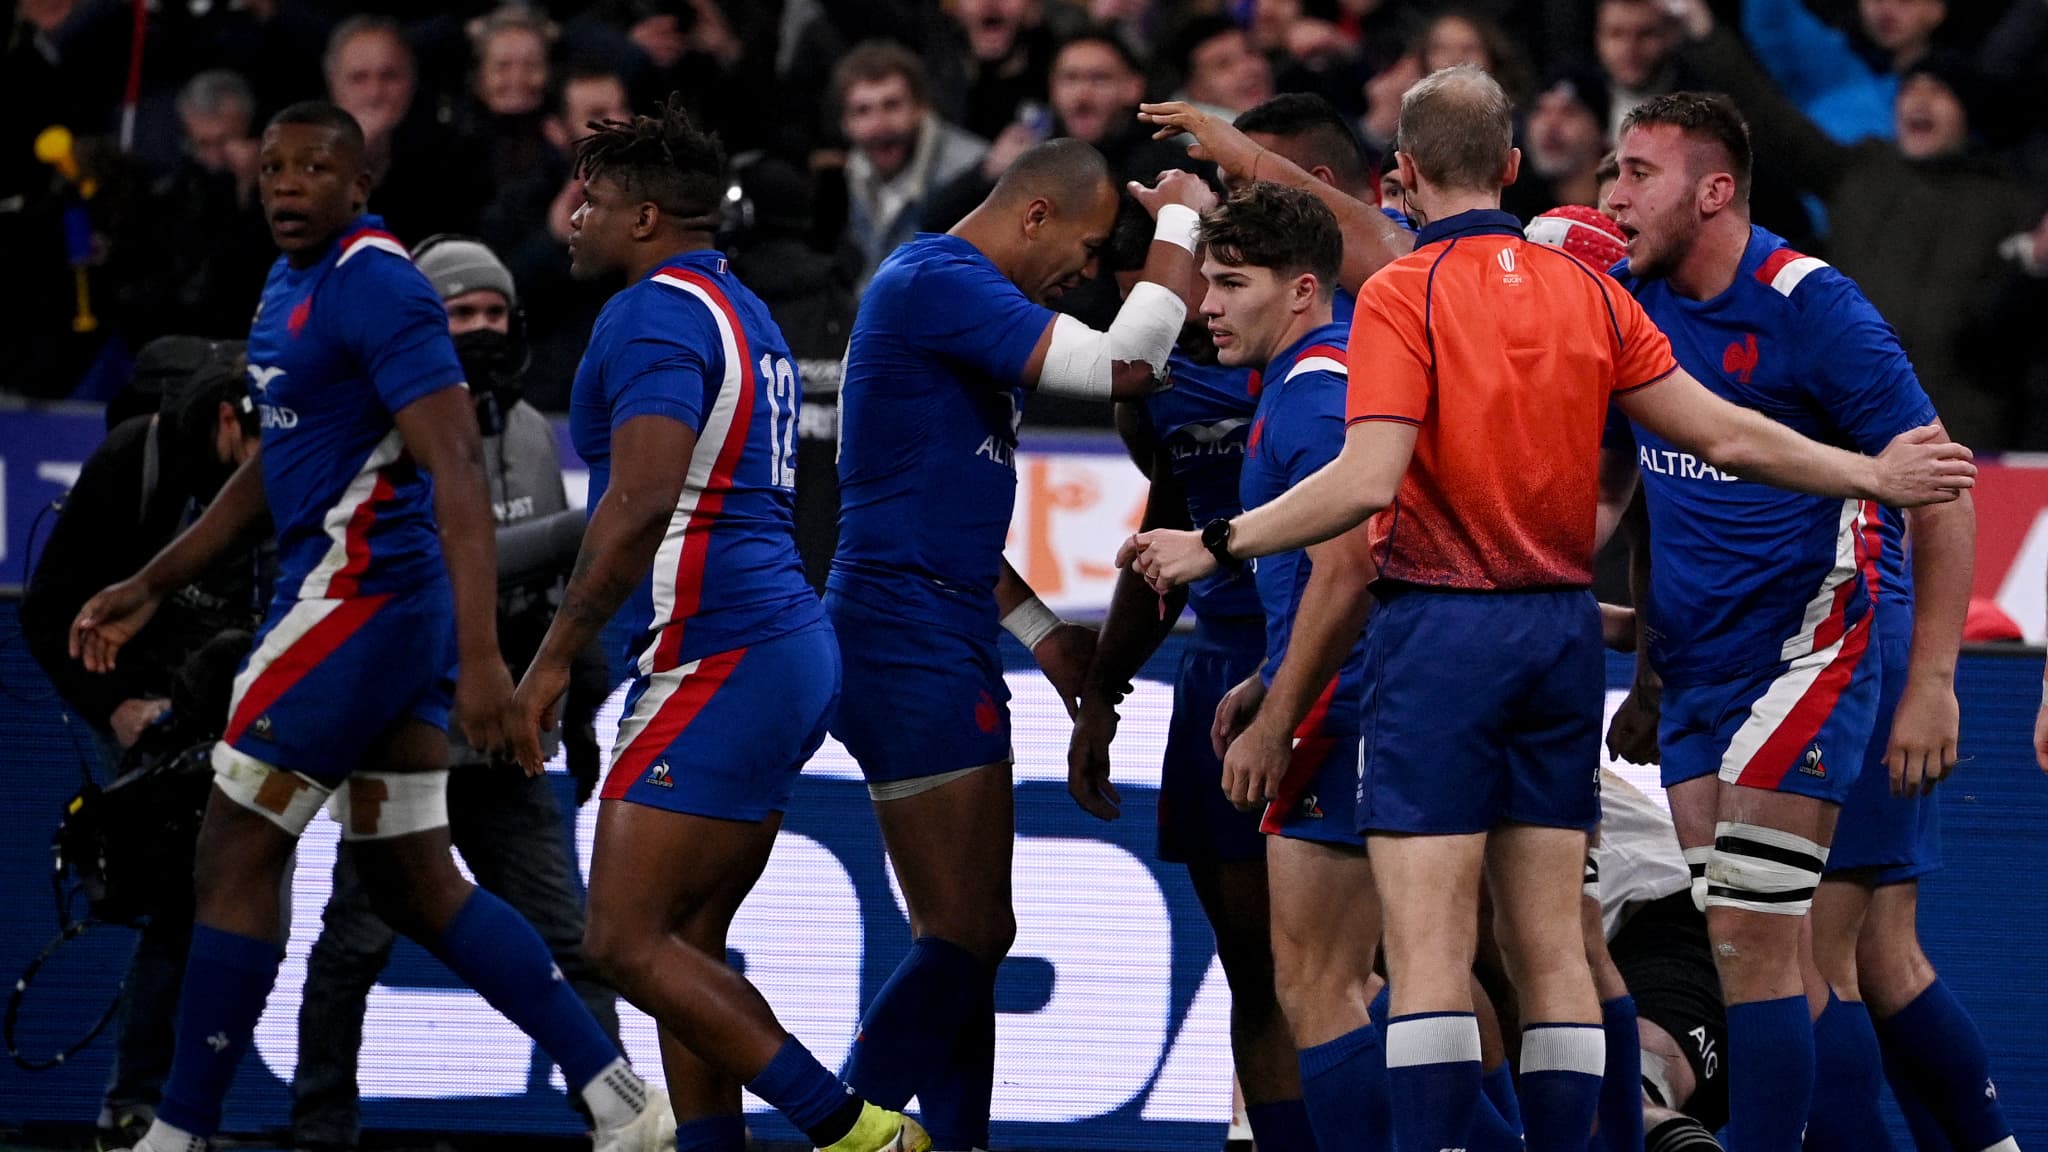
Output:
[
  {"xmin": 601, "ymin": 646, "xmax": 746, "ymax": 797},
  {"xmin": 1384, "ymin": 1014, "xmax": 1481, "ymax": 1068},
  {"xmin": 1284, "ymin": 343, "xmax": 1348, "ymax": 382},
  {"xmin": 1520, "ymin": 1023, "xmax": 1607, "ymax": 1076},
  {"xmin": 1259, "ymin": 677, "xmax": 1341, "ymax": 836},
  {"xmin": 1722, "ymin": 618, "xmax": 1872, "ymax": 789},
  {"xmin": 1779, "ymin": 499, "xmax": 1868, "ymax": 663},
  {"xmin": 1755, "ymin": 248, "xmax": 1828, "ymax": 297},
  {"xmin": 299, "ymin": 429, "xmax": 406, "ymax": 599},
  {"xmin": 337, "ymin": 229, "xmax": 409, "ymax": 266},
  {"xmin": 224, "ymin": 595, "xmax": 388, "ymax": 743},
  {"xmin": 638, "ymin": 269, "xmax": 755, "ymax": 675}
]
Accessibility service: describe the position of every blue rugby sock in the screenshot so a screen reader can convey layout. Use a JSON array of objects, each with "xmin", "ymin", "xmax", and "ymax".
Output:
[
  {"xmin": 1876, "ymin": 978, "xmax": 2018, "ymax": 1152},
  {"xmin": 1482, "ymin": 1060, "xmax": 1522, "ymax": 1133},
  {"xmin": 1298, "ymin": 1024, "xmax": 1389, "ymax": 1151},
  {"xmin": 1597, "ymin": 996, "xmax": 1644, "ymax": 1152},
  {"xmin": 1807, "ymin": 991, "xmax": 1897, "ymax": 1151},
  {"xmin": 1245, "ymin": 1098, "xmax": 1320, "ymax": 1152},
  {"xmin": 843, "ymin": 936, "xmax": 983, "ymax": 1112},
  {"xmin": 1725, "ymin": 996, "xmax": 1813, "ymax": 1152},
  {"xmin": 1385, "ymin": 1013, "xmax": 1482, "ymax": 1152},
  {"xmin": 918, "ymin": 964, "xmax": 995, "ymax": 1151},
  {"xmin": 1520, "ymin": 1023, "xmax": 1605, "ymax": 1152},
  {"xmin": 427, "ymin": 889, "xmax": 621, "ymax": 1094},
  {"xmin": 154, "ymin": 925, "xmax": 282, "ymax": 1139},
  {"xmin": 1882, "ymin": 1037, "xmax": 1956, "ymax": 1152},
  {"xmin": 749, "ymin": 1035, "xmax": 863, "ymax": 1145}
]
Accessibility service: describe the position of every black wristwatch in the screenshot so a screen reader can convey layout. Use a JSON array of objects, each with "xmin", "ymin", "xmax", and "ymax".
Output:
[{"xmin": 1201, "ymin": 517, "xmax": 1241, "ymax": 570}]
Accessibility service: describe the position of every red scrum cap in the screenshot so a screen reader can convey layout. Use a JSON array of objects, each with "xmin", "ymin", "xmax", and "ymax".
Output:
[{"xmin": 1524, "ymin": 205, "xmax": 1628, "ymax": 271}]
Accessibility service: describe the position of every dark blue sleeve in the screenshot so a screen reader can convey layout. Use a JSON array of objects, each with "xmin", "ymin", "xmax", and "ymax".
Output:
[
  {"xmin": 1278, "ymin": 373, "xmax": 1349, "ymax": 484},
  {"xmin": 905, "ymin": 255, "xmax": 1057, "ymax": 387},
  {"xmin": 605, "ymin": 289, "xmax": 720, "ymax": 434},
  {"xmin": 1801, "ymin": 276, "xmax": 1939, "ymax": 454},
  {"xmin": 1601, "ymin": 399, "xmax": 1637, "ymax": 452},
  {"xmin": 334, "ymin": 255, "xmax": 465, "ymax": 414}
]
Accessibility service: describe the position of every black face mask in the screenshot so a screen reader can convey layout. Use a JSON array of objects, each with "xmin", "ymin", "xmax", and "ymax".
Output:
[{"xmin": 453, "ymin": 328, "xmax": 527, "ymax": 434}]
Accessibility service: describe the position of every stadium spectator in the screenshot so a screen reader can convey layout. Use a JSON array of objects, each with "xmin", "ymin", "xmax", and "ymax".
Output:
[
  {"xmin": 482, "ymin": 59, "xmax": 634, "ymax": 411},
  {"xmin": 324, "ymin": 14, "xmax": 491, "ymax": 241},
  {"xmin": 1418, "ymin": 8, "xmax": 1531, "ymax": 104},
  {"xmin": 1741, "ymin": 0, "xmax": 1948, "ymax": 145},
  {"xmin": 942, "ymin": 0, "xmax": 1057, "ymax": 142},
  {"xmin": 461, "ymin": 5, "xmax": 557, "ymax": 190},
  {"xmin": 1358, "ymin": 50, "xmax": 1424, "ymax": 156},
  {"xmin": 1169, "ymin": 15, "xmax": 1274, "ymax": 119},
  {"xmin": 113, "ymin": 70, "xmax": 274, "ymax": 342},
  {"xmin": 1671, "ymin": 0, "xmax": 2041, "ymax": 450},
  {"xmin": 1594, "ymin": 0, "xmax": 1683, "ymax": 140},
  {"xmin": 923, "ymin": 29, "xmax": 1185, "ymax": 236},
  {"xmin": 1525, "ymin": 65, "xmax": 1612, "ymax": 210},
  {"xmin": 833, "ymin": 40, "xmax": 987, "ymax": 293}
]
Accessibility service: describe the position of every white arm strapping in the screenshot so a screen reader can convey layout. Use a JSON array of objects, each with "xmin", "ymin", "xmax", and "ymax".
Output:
[{"xmin": 1036, "ymin": 282, "xmax": 1187, "ymax": 399}]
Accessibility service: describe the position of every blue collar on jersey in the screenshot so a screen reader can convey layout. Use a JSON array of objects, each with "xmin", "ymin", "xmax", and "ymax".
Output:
[
  {"xmin": 1414, "ymin": 208, "xmax": 1523, "ymax": 247},
  {"xmin": 640, "ymin": 245, "xmax": 728, "ymax": 279}
]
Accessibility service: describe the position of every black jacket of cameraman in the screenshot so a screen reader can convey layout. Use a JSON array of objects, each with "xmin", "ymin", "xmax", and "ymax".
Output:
[{"xmin": 22, "ymin": 344, "xmax": 268, "ymax": 737}]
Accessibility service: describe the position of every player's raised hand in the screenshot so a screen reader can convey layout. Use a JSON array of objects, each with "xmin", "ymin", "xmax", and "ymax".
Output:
[
  {"xmin": 1887, "ymin": 677, "xmax": 1960, "ymax": 796},
  {"xmin": 1127, "ymin": 167, "xmax": 1218, "ymax": 219},
  {"xmin": 1221, "ymin": 715, "xmax": 1288, "ymax": 812},
  {"xmin": 455, "ymin": 657, "xmax": 522, "ymax": 768},
  {"xmin": 1137, "ymin": 101, "xmax": 1261, "ymax": 182},
  {"xmin": 1211, "ymin": 673, "xmax": 1266, "ymax": 759},
  {"xmin": 1033, "ymin": 622, "xmax": 1098, "ymax": 719},
  {"xmin": 70, "ymin": 578, "xmax": 162, "ymax": 674},
  {"xmin": 1126, "ymin": 528, "xmax": 1217, "ymax": 592},
  {"xmin": 1068, "ymin": 694, "xmax": 1122, "ymax": 820},
  {"xmin": 1872, "ymin": 425, "xmax": 1975, "ymax": 507},
  {"xmin": 508, "ymin": 658, "xmax": 570, "ymax": 777}
]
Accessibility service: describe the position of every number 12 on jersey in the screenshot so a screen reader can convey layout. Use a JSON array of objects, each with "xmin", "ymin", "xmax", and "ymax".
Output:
[{"xmin": 760, "ymin": 353, "xmax": 799, "ymax": 490}]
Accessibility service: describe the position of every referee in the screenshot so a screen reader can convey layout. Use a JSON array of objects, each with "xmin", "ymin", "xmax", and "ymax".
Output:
[{"xmin": 1128, "ymin": 64, "xmax": 1975, "ymax": 1152}]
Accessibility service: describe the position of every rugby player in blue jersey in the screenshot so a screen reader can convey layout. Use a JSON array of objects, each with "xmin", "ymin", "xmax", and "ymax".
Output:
[
  {"xmin": 828, "ymin": 139, "xmax": 1213, "ymax": 1152},
  {"xmin": 73, "ymin": 101, "xmax": 669, "ymax": 1152}
]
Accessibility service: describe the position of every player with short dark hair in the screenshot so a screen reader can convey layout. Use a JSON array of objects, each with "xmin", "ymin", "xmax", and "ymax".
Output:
[
  {"xmin": 1607, "ymin": 90, "xmax": 1988, "ymax": 1152},
  {"xmin": 506, "ymin": 98, "xmax": 926, "ymax": 1152},
  {"xmin": 73, "ymin": 99, "xmax": 670, "ymax": 1152},
  {"xmin": 1127, "ymin": 65, "xmax": 1972, "ymax": 1152},
  {"xmin": 1230, "ymin": 94, "xmax": 1373, "ymax": 199},
  {"xmin": 828, "ymin": 138, "xmax": 1214, "ymax": 1152}
]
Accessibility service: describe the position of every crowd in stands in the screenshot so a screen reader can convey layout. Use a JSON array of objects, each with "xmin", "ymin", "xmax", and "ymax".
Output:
[{"xmin": 4, "ymin": 0, "xmax": 2045, "ymax": 444}]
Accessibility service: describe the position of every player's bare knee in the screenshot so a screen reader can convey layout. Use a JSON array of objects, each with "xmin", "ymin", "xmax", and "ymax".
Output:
[{"xmin": 581, "ymin": 914, "xmax": 655, "ymax": 994}]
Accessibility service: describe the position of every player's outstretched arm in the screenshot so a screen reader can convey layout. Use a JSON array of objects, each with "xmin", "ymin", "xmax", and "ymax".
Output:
[
  {"xmin": 1124, "ymin": 419, "xmax": 1415, "ymax": 590},
  {"xmin": 1617, "ymin": 372, "xmax": 1976, "ymax": 507},
  {"xmin": 1021, "ymin": 171, "xmax": 1216, "ymax": 403},
  {"xmin": 510, "ymin": 413, "xmax": 693, "ymax": 774},
  {"xmin": 71, "ymin": 451, "xmax": 268, "ymax": 675},
  {"xmin": 1137, "ymin": 100, "xmax": 1413, "ymax": 289},
  {"xmin": 1072, "ymin": 430, "xmax": 1191, "ymax": 820},
  {"xmin": 395, "ymin": 386, "xmax": 516, "ymax": 755},
  {"xmin": 1221, "ymin": 521, "xmax": 1375, "ymax": 811},
  {"xmin": 1606, "ymin": 492, "xmax": 1662, "ymax": 765},
  {"xmin": 1891, "ymin": 488, "xmax": 1975, "ymax": 796}
]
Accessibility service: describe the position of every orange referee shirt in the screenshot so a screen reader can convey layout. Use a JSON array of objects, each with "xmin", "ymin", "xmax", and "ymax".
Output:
[{"xmin": 1347, "ymin": 209, "xmax": 1678, "ymax": 589}]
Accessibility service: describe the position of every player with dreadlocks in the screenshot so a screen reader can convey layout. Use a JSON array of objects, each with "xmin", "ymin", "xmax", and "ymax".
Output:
[{"xmin": 509, "ymin": 98, "xmax": 925, "ymax": 1152}]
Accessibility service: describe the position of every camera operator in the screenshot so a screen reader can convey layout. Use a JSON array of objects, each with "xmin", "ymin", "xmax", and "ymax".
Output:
[
  {"xmin": 288, "ymin": 237, "xmax": 621, "ymax": 1152},
  {"xmin": 19, "ymin": 336, "xmax": 267, "ymax": 1149}
]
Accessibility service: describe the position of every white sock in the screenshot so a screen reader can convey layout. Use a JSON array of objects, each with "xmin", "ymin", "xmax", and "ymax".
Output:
[
  {"xmin": 1977, "ymin": 1141, "xmax": 2021, "ymax": 1152},
  {"xmin": 135, "ymin": 1119, "xmax": 205, "ymax": 1152},
  {"xmin": 580, "ymin": 1057, "xmax": 650, "ymax": 1130}
]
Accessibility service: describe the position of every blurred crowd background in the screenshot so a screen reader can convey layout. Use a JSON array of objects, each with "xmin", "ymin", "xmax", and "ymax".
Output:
[{"xmin": 4, "ymin": 0, "xmax": 2046, "ymax": 446}]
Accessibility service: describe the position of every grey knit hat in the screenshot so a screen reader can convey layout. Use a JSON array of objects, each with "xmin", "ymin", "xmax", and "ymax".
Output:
[{"xmin": 415, "ymin": 237, "xmax": 517, "ymax": 307}]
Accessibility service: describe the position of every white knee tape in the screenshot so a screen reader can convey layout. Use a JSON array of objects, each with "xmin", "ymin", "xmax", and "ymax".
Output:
[
  {"xmin": 328, "ymin": 770, "xmax": 450, "ymax": 841},
  {"xmin": 1704, "ymin": 821, "xmax": 1827, "ymax": 916},
  {"xmin": 1682, "ymin": 846, "xmax": 1713, "ymax": 914},
  {"xmin": 212, "ymin": 742, "xmax": 332, "ymax": 837}
]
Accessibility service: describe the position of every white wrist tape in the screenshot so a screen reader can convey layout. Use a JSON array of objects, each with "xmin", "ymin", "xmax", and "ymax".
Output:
[
  {"xmin": 1037, "ymin": 279, "xmax": 1187, "ymax": 399},
  {"xmin": 1154, "ymin": 203, "xmax": 1201, "ymax": 254},
  {"xmin": 1002, "ymin": 595, "xmax": 1062, "ymax": 651}
]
